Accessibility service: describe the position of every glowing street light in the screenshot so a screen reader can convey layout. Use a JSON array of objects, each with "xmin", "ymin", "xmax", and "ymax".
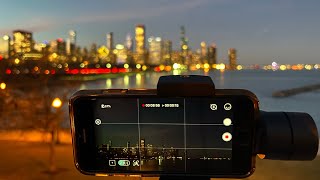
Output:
[
  {"xmin": 52, "ymin": 98, "xmax": 62, "ymax": 108},
  {"xmin": 0, "ymin": 82, "xmax": 6, "ymax": 90}
]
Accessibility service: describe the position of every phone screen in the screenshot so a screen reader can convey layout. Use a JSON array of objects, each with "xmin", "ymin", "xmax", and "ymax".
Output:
[{"xmin": 72, "ymin": 95, "xmax": 255, "ymax": 176}]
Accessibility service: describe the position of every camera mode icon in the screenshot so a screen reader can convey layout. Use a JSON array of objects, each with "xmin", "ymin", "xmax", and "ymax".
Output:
[
  {"xmin": 210, "ymin": 104, "xmax": 218, "ymax": 110},
  {"xmin": 109, "ymin": 160, "xmax": 116, "ymax": 166},
  {"xmin": 224, "ymin": 103, "xmax": 232, "ymax": 111}
]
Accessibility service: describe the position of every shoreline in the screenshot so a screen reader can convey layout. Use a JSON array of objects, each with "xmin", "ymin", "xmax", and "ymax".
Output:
[{"xmin": 0, "ymin": 129, "xmax": 319, "ymax": 156}]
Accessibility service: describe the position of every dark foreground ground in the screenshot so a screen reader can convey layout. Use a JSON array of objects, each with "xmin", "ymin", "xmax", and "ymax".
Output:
[{"xmin": 0, "ymin": 141, "xmax": 319, "ymax": 180}]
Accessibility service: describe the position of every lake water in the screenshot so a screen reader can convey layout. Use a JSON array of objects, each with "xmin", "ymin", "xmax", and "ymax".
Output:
[{"xmin": 65, "ymin": 70, "xmax": 320, "ymax": 131}]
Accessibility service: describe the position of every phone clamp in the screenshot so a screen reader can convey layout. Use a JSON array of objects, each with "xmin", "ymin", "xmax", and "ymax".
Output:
[
  {"xmin": 157, "ymin": 75, "xmax": 213, "ymax": 180},
  {"xmin": 157, "ymin": 75, "xmax": 215, "ymax": 97}
]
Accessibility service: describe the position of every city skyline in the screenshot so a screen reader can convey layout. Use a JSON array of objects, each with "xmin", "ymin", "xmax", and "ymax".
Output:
[{"xmin": 0, "ymin": 0, "xmax": 320, "ymax": 64}]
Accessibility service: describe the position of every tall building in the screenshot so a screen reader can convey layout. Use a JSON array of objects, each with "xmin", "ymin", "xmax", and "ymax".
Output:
[
  {"xmin": 67, "ymin": 30, "xmax": 76, "ymax": 55},
  {"xmin": 135, "ymin": 24, "xmax": 146, "ymax": 64},
  {"xmin": 0, "ymin": 35, "xmax": 10, "ymax": 59},
  {"xmin": 162, "ymin": 40, "xmax": 172, "ymax": 65},
  {"xmin": 180, "ymin": 26, "xmax": 189, "ymax": 63},
  {"xmin": 13, "ymin": 30, "xmax": 33, "ymax": 54},
  {"xmin": 228, "ymin": 48, "xmax": 237, "ymax": 70},
  {"xmin": 106, "ymin": 32, "xmax": 114, "ymax": 50},
  {"xmin": 125, "ymin": 33, "xmax": 133, "ymax": 51},
  {"xmin": 200, "ymin": 41, "xmax": 207, "ymax": 64},
  {"xmin": 57, "ymin": 38, "xmax": 66, "ymax": 55},
  {"xmin": 140, "ymin": 139, "xmax": 146, "ymax": 157},
  {"xmin": 208, "ymin": 43, "xmax": 217, "ymax": 65},
  {"xmin": 148, "ymin": 36, "xmax": 162, "ymax": 66}
]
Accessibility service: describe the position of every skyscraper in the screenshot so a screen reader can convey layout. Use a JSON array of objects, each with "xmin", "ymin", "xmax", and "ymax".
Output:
[
  {"xmin": 208, "ymin": 43, "xmax": 217, "ymax": 65},
  {"xmin": 162, "ymin": 40, "xmax": 172, "ymax": 65},
  {"xmin": 148, "ymin": 36, "xmax": 162, "ymax": 66},
  {"xmin": 0, "ymin": 35, "xmax": 10, "ymax": 59},
  {"xmin": 180, "ymin": 26, "xmax": 189, "ymax": 63},
  {"xmin": 200, "ymin": 41, "xmax": 207, "ymax": 64},
  {"xmin": 13, "ymin": 30, "xmax": 33, "ymax": 54},
  {"xmin": 228, "ymin": 48, "xmax": 237, "ymax": 70},
  {"xmin": 135, "ymin": 24, "xmax": 146, "ymax": 64},
  {"xmin": 140, "ymin": 139, "xmax": 146, "ymax": 157},
  {"xmin": 67, "ymin": 30, "xmax": 76, "ymax": 55},
  {"xmin": 106, "ymin": 32, "xmax": 114, "ymax": 50},
  {"xmin": 126, "ymin": 33, "xmax": 133, "ymax": 51}
]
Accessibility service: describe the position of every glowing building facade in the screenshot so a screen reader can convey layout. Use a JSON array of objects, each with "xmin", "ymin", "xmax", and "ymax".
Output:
[
  {"xmin": 13, "ymin": 30, "xmax": 33, "ymax": 54},
  {"xmin": 228, "ymin": 48, "xmax": 237, "ymax": 70},
  {"xmin": 135, "ymin": 24, "xmax": 146, "ymax": 64}
]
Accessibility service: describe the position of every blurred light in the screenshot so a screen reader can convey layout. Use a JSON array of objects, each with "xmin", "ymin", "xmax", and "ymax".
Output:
[
  {"xmin": 111, "ymin": 67, "xmax": 118, "ymax": 73},
  {"xmin": 136, "ymin": 64, "xmax": 141, "ymax": 69},
  {"xmin": 159, "ymin": 65, "xmax": 165, "ymax": 71},
  {"xmin": 3, "ymin": 35, "xmax": 9, "ymax": 41},
  {"xmin": 142, "ymin": 65, "xmax": 147, "ymax": 71},
  {"xmin": 116, "ymin": 44, "xmax": 124, "ymax": 50},
  {"xmin": 52, "ymin": 53, "xmax": 58, "ymax": 59},
  {"xmin": 200, "ymin": 41, "xmax": 206, "ymax": 47},
  {"xmin": 113, "ymin": 49, "xmax": 118, "ymax": 54},
  {"xmin": 182, "ymin": 45, "xmax": 188, "ymax": 50},
  {"xmin": 14, "ymin": 58, "xmax": 20, "ymax": 64},
  {"xmin": 216, "ymin": 63, "xmax": 226, "ymax": 70},
  {"xmin": 64, "ymin": 63, "xmax": 68, "ymax": 68},
  {"xmin": 271, "ymin": 62, "xmax": 277, "ymax": 67},
  {"xmin": 52, "ymin": 98, "xmax": 62, "ymax": 108},
  {"xmin": 148, "ymin": 38, "xmax": 152, "ymax": 42},
  {"xmin": 95, "ymin": 64, "xmax": 101, "ymax": 68},
  {"xmin": 80, "ymin": 63, "xmax": 85, "ymax": 68},
  {"xmin": 0, "ymin": 82, "xmax": 6, "ymax": 90},
  {"xmin": 196, "ymin": 64, "xmax": 201, "ymax": 69},
  {"xmin": 279, "ymin": 65, "xmax": 287, "ymax": 71},
  {"xmin": 305, "ymin": 64, "xmax": 312, "ymax": 70},
  {"xmin": 154, "ymin": 67, "xmax": 161, "ymax": 72},
  {"xmin": 203, "ymin": 63, "xmax": 210, "ymax": 69},
  {"xmin": 106, "ymin": 63, "xmax": 112, "ymax": 68},
  {"xmin": 286, "ymin": 64, "xmax": 291, "ymax": 70},
  {"xmin": 57, "ymin": 64, "xmax": 62, "ymax": 69},
  {"xmin": 51, "ymin": 70, "xmax": 56, "ymax": 75},
  {"xmin": 314, "ymin": 64, "xmax": 319, "ymax": 69},
  {"xmin": 173, "ymin": 63, "xmax": 181, "ymax": 70},
  {"xmin": 236, "ymin": 65, "xmax": 243, "ymax": 70},
  {"xmin": 5, "ymin": 69, "xmax": 11, "ymax": 74},
  {"xmin": 165, "ymin": 66, "xmax": 172, "ymax": 71},
  {"xmin": 57, "ymin": 38, "xmax": 63, "ymax": 43},
  {"xmin": 0, "ymin": 55, "xmax": 2, "ymax": 61},
  {"xmin": 155, "ymin": 37, "xmax": 161, "ymax": 42},
  {"xmin": 204, "ymin": 68, "xmax": 209, "ymax": 73},
  {"xmin": 44, "ymin": 70, "xmax": 50, "ymax": 74},
  {"xmin": 34, "ymin": 66, "xmax": 39, "ymax": 72},
  {"xmin": 83, "ymin": 61, "xmax": 89, "ymax": 66},
  {"xmin": 124, "ymin": 63, "xmax": 129, "ymax": 69}
]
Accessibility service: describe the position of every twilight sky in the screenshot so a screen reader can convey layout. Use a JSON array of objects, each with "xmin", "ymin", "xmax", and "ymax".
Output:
[{"xmin": 0, "ymin": 0, "xmax": 320, "ymax": 65}]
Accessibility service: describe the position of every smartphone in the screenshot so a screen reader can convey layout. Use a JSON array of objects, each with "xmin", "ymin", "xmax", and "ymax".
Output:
[{"xmin": 69, "ymin": 89, "xmax": 259, "ymax": 178}]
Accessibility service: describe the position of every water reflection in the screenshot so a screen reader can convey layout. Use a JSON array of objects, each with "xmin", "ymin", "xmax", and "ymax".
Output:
[
  {"xmin": 106, "ymin": 79, "xmax": 112, "ymax": 89},
  {"xmin": 136, "ymin": 73, "xmax": 142, "ymax": 86},
  {"xmin": 123, "ymin": 75, "xmax": 129, "ymax": 88}
]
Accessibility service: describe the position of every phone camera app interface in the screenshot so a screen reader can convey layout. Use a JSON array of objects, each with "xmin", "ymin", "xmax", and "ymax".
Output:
[{"xmin": 94, "ymin": 97, "xmax": 233, "ymax": 173}]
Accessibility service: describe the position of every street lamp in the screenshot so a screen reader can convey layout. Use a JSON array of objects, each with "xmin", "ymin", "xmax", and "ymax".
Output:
[
  {"xmin": 52, "ymin": 98, "xmax": 62, "ymax": 108},
  {"xmin": 0, "ymin": 82, "xmax": 6, "ymax": 90}
]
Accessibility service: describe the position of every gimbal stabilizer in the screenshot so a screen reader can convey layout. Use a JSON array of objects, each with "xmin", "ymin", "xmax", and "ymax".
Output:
[{"xmin": 157, "ymin": 75, "xmax": 318, "ymax": 180}]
